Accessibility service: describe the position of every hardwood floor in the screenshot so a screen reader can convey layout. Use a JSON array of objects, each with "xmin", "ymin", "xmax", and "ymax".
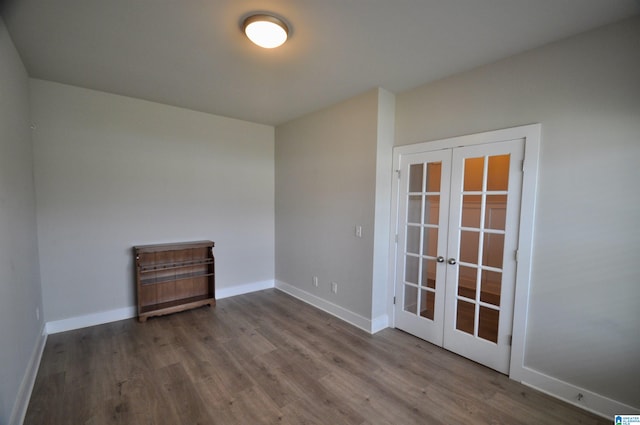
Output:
[{"xmin": 25, "ymin": 289, "xmax": 609, "ymax": 424}]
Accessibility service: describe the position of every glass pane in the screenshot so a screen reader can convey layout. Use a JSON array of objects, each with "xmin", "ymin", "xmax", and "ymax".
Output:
[
  {"xmin": 478, "ymin": 306, "xmax": 499, "ymax": 343},
  {"xmin": 420, "ymin": 289, "xmax": 435, "ymax": 320},
  {"xmin": 463, "ymin": 157, "xmax": 484, "ymax": 192},
  {"xmin": 424, "ymin": 195, "xmax": 440, "ymax": 225},
  {"xmin": 459, "ymin": 230, "xmax": 480, "ymax": 264},
  {"xmin": 485, "ymin": 195, "xmax": 507, "ymax": 230},
  {"xmin": 407, "ymin": 195, "xmax": 422, "ymax": 224},
  {"xmin": 456, "ymin": 299, "xmax": 475, "ymax": 335},
  {"xmin": 422, "ymin": 227, "xmax": 438, "ymax": 257},
  {"xmin": 487, "ymin": 154, "xmax": 510, "ymax": 191},
  {"xmin": 482, "ymin": 232, "xmax": 504, "ymax": 269},
  {"xmin": 406, "ymin": 226, "xmax": 421, "ymax": 254},
  {"xmin": 458, "ymin": 265, "xmax": 477, "ymax": 299},
  {"xmin": 461, "ymin": 195, "xmax": 481, "ymax": 228},
  {"xmin": 480, "ymin": 269, "xmax": 502, "ymax": 306},
  {"xmin": 405, "ymin": 256, "xmax": 419, "ymax": 284},
  {"xmin": 409, "ymin": 164, "xmax": 423, "ymax": 192},
  {"xmin": 422, "ymin": 258, "xmax": 436, "ymax": 289},
  {"xmin": 404, "ymin": 285, "xmax": 418, "ymax": 314},
  {"xmin": 425, "ymin": 162, "xmax": 442, "ymax": 192}
]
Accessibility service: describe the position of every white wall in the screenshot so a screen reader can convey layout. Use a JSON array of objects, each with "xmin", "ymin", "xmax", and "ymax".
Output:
[
  {"xmin": 0, "ymin": 18, "xmax": 45, "ymax": 425},
  {"xmin": 275, "ymin": 88, "xmax": 394, "ymax": 329},
  {"xmin": 396, "ymin": 16, "xmax": 640, "ymax": 411},
  {"xmin": 371, "ymin": 89, "xmax": 395, "ymax": 329},
  {"xmin": 30, "ymin": 79, "xmax": 275, "ymax": 325}
]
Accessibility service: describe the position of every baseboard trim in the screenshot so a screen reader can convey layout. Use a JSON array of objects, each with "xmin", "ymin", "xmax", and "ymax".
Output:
[
  {"xmin": 46, "ymin": 306, "xmax": 137, "ymax": 334},
  {"xmin": 518, "ymin": 365, "xmax": 638, "ymax": 419},
  {"xmin": 371, "ymin": 314, "xmax": 389, "ymax": 334},
  {"xmin": 45, "ymin": 280, "xmax": 276, "ymax": 334},
  {"xmin": 275, "ymin": 280, "xmax": 375, "ymax": 334},
  {"xmin": 216, "ymin": 280, "xmax": 274, "ymax": 300},
  {"xmin": 9, "ymin": 324, "xmax": 47, "ymax": 425}
]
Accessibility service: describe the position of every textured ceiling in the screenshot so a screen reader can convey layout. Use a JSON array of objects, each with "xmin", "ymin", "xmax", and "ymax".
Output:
[{"xmin": 2, "ymin": 0, "xmax": 638, "ymax": 125}]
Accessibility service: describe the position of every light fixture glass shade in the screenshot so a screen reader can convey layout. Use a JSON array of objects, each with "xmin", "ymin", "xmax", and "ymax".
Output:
[{"xmin": 243, "ymin": 14, "xmax": 288, "ymax": 48}]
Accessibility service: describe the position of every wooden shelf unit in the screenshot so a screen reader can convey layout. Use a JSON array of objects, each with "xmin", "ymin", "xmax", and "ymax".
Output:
[{"xmin": 134, "ymin": 240, "xmax": 215, "ymax": 322}]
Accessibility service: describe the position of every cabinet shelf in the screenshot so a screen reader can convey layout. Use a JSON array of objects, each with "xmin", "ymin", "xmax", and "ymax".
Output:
[
  {"xmin": 140, "ymin": 271, "xmax": 214, "ymax": 286},
  {"xmin": 138, "ymin": 294, "xmax": 214, "ymax": 315},
  {"xmin": 134, "ymin": 241, "xmax": 215, "ymax": 322},
  {"xmin": 139, "ymin": 258, "xmax": 214, "ymax": 273}
]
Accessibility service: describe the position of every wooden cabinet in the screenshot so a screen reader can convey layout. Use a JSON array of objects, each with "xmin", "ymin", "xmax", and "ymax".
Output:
[{"xmin": 134, "ymin": 240, "xmax": 215, "ymax": 322}]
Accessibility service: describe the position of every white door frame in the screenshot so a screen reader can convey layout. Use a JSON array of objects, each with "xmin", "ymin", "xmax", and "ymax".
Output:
[{"xmin": 387, "ymin": 124, "xmax": 540, "ymax": 380}]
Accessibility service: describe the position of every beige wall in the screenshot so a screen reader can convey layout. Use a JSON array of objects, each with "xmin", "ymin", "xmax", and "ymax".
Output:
[
  {"xmin": 275, "ymin": 88, "xmax": 392, "ymax": 323},
  {"xmin": 30, "ymin": 79, "xmax": 275, "ymax": 323},
  {"xmin": 395, "ymin": 16, "xmax": 640, "ymax": 409},
  {"xmin": 0, "ymin": 17, "xmax": 44, "ymax": 424}
]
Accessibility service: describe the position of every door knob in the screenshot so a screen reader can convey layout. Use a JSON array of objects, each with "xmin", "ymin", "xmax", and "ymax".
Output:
[
  {"xmin": 436, "ymin": 256, "xmax": 445, "ymax": 263},
  {"xmin": 447, "ymin": 258, "xmax": 457, "ymax": 265}
]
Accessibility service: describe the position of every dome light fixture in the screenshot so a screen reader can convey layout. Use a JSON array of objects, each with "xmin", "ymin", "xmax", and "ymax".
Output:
[{"xmin": 243, "ymin": 14, "xmax": 289, "ymax": 49}]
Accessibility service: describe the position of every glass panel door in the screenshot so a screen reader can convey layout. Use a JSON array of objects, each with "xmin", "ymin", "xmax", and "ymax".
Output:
[
  {"xmin": 393, "ymin": 127, "xmax": 538, "ymax": 376},
  {"xmin": 395, "ymin": 150, "xmax": 451, "ymax": 346},
  {"xmin": 443, "ymin": 139, "xmax": 524, "ymax": 374},
  {"xmin": 453, "ymin": 154, "xmax": 509, "ymax": 343}
]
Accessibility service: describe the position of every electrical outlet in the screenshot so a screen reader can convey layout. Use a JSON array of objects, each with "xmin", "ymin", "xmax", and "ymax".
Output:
[
  {"xmin": 331, "ymin": 282, "xmax": 338, "ymax": 294},
  {"xmin": 313, "ymin": 276, "xmax": 318, "ymax": 287},
  {"xmin": 355, "ymin": 225, "xmax": 362, "ymax": 238}
]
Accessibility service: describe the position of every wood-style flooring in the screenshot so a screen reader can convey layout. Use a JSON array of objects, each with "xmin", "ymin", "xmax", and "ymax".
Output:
[{"xmin": 25, "ymin": 289, "xmax": 609, "ymax": 424}]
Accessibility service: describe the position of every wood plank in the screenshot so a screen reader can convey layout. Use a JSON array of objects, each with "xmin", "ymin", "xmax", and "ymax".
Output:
[{"xmin": 25, "ymin": 289, "xmax": 611, "ymax": 425}]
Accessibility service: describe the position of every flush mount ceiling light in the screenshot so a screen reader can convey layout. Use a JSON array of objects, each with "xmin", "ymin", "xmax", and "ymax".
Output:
[{"xmin": 243, "ymin": 14, "xmax": 289, "ymax": 49}]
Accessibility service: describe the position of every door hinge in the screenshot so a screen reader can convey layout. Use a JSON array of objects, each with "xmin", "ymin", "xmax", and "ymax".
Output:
[
  {"xmin": 393, "ymin": 296, "xmax": 396, "ymax": 305},
  {"xmin": 508, "ymin": 335, "xmax": 513, "ymax": 346},
  {"xmin": 396, "ymin": 169, "xmax": 401, "ymax": 179},
  {"xmin": 395, "ymin": 234, "xmax": 399, "ymax": 243},
  {"xmin": 515, "ymin": 250, "xmax": 519, "ymax": 262},
  {"xmin": 521, "ymin": 160, "xmax": 525, "ymax": 172}
]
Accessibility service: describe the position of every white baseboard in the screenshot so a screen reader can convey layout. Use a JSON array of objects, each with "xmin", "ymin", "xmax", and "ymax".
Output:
[
  {"xmin": 216, "ymin": 279, "xmax": 274, "ymax": 300},
  {"xmin": 275, "ymin": 280, "xmax": 378, "ymax": 334},
  {"xmin": 45, "ymin": 280, "xmax": 276, "ymax": 334},
  {"xmin": 46, "ymin": 306, "xmax": 137, "ymax": 334},
  {"xmin": 371, "ymin": 314, "xmax": 389, "ymax": 334},
  {"xmin": 9, "ymin": 324, "xmax": 47, "ymax": 425},
  {"xmin": 517, "ymin": 365, "xmax": 639, "ymax": 419}
]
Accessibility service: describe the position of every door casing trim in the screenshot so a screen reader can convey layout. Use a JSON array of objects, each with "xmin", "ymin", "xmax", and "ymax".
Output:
[{"xmin": 387, "ymin": 123, "xmax": 541, "ymax": 380}]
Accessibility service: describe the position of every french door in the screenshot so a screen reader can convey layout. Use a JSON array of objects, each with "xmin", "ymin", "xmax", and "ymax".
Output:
[{"xmin": 395, "ymin": 138, "xmax": 524, "ymax": 374}]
